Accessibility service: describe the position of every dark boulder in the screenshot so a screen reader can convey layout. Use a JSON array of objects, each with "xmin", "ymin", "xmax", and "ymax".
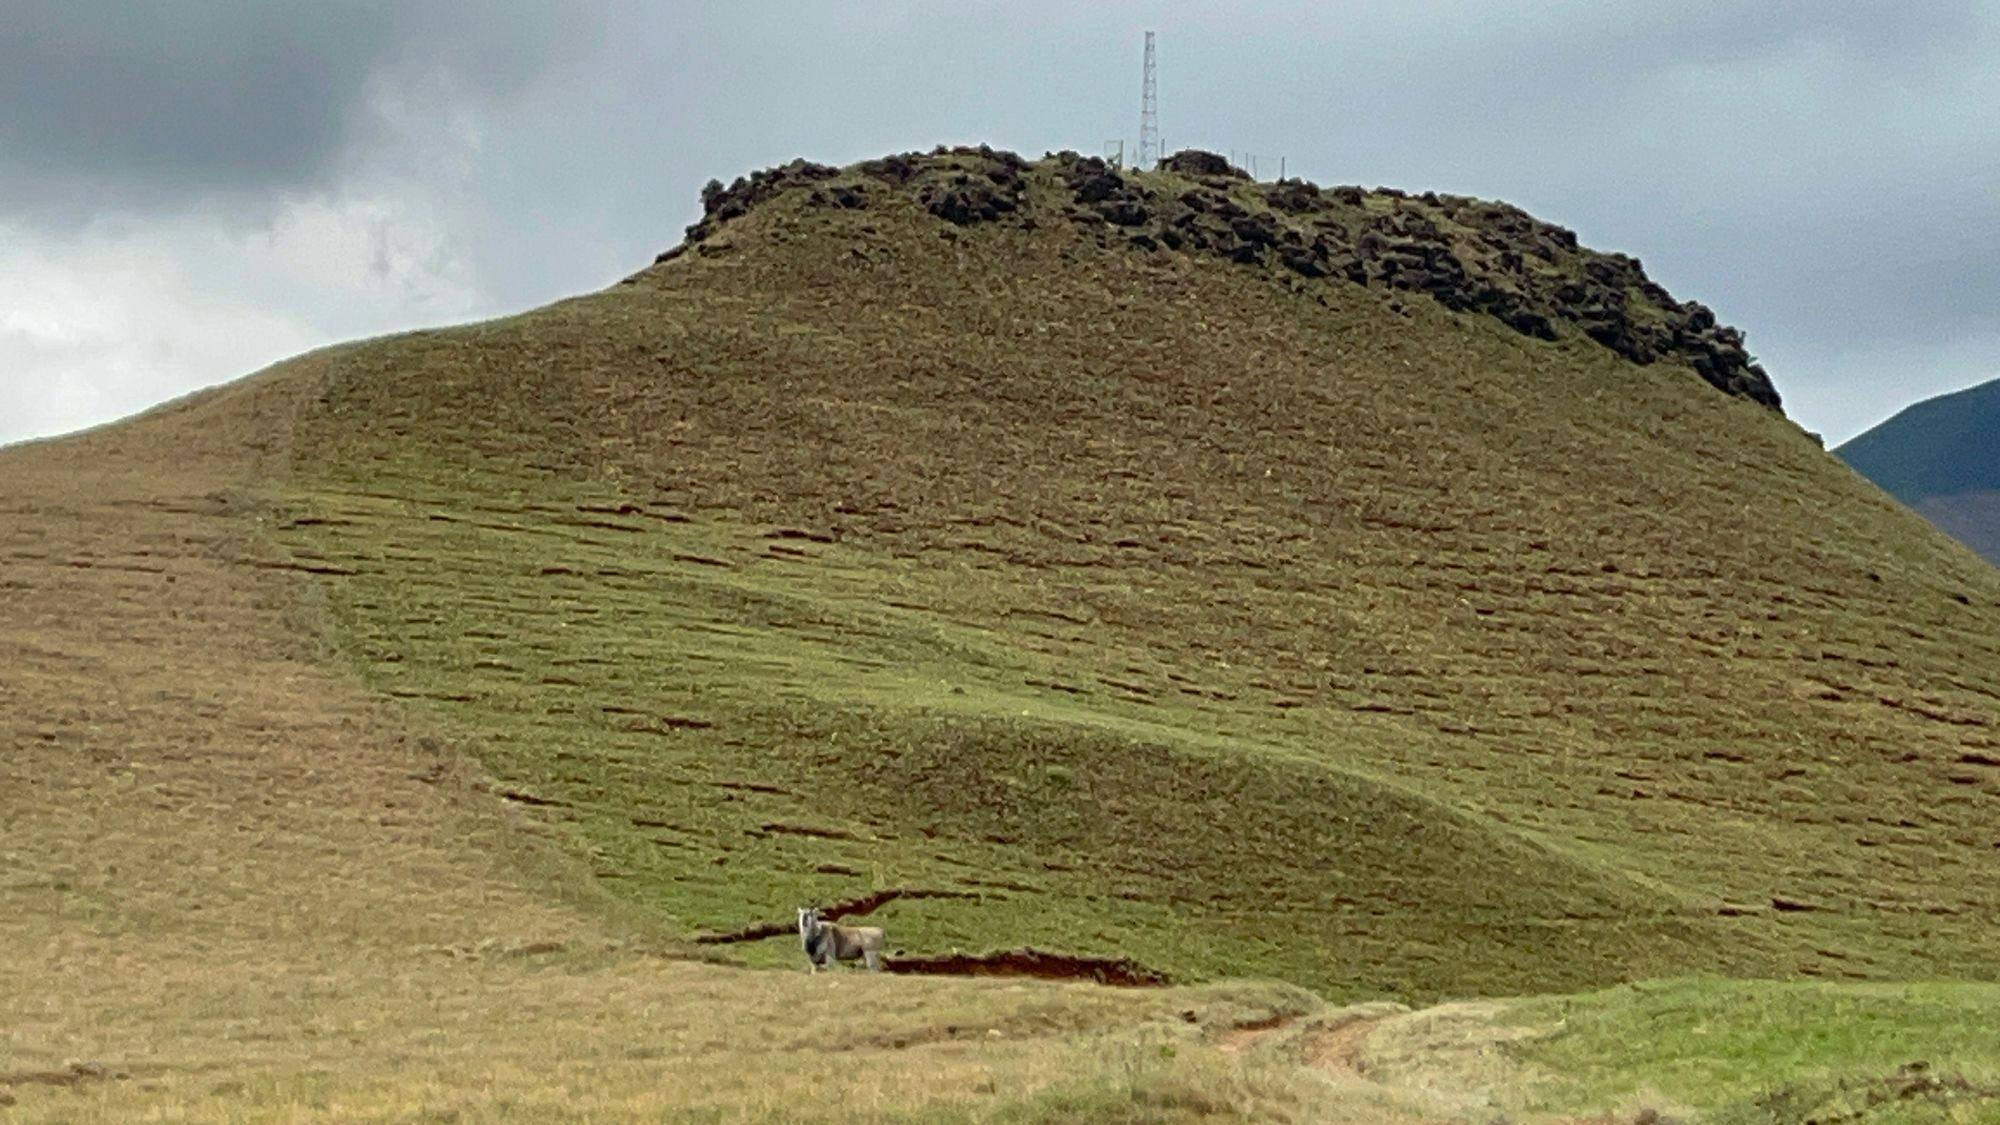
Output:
[
  {"xmin": 1504, "ymin": 307, "xmax": 1557, "ymax": 340},
  {"xmin": 1100, "ymin": 200, "xmax": 1150, "ymax": 227},
  {"xmin": 1159, "ymin": 150, "xmax": 1248, "ymax": 178},
  {"xmin": 1230, "ymin": 215, "xmax": 1283, "ymax": 247},
  {"xmin": 948, "ymin": 144, "xmax": 1029, "ymax": 171},
  {"xmin": 859, "ymin": 153, "xmax": 921, "ymax": 184},
  {"xmin": 1072, "ymin": 171, "xmax": 1125, "ymax": 204},
  {"xmin": 1264, "ymin": 181, "xmax": 1321, "ymax": 213},
  {"xmin": 807, "ymin": 185, "xmax": 868, "ymax": 210},
  {"xmin": 1278, "ymin": 244, "xmax": 1329, "ymax": 278},
  {"xmin": 923, "ymin": 174, "xmax": 1021, "ymax": 225}
]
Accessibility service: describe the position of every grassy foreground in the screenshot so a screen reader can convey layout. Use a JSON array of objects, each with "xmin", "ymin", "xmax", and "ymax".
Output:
[
  {"xmin": 10, "ymin": 392, "xmax": 1991, "ymax": 1125},
  {"xmin": 14, "ymin": 931, "xmax": 1999, "ymax": 1124},
  {"xmin": 1504, "ymin": 979, "xmax": 2000, "ymax": 1122},
  {"xmin": 4, "ymin": 940, "xmax": 1356, "ymax": 1123}
]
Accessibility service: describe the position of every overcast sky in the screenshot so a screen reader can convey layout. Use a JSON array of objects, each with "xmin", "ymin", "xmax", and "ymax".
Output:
[{"xmin": 4, "ymin": 1, "xmax": 1997, "ymax": 448}]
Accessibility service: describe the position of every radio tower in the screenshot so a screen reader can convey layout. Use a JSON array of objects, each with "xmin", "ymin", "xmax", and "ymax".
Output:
[{"xmin": 1137, "ymin": 31, "xmax": 1159, "ymax": 170}]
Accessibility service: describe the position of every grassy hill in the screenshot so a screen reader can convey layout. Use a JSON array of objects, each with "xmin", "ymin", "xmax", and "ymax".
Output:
[
  {"xmin": 228, "ymin": 146, "xmax": 2000, "ymax": 991},
  {"xmin": 1839, "ymin": 376, "xmax": 2000, "ymax": 564},
  {"xmin": 6, "ymin": 146, "xmax": 2000, "ymax": 1120}
]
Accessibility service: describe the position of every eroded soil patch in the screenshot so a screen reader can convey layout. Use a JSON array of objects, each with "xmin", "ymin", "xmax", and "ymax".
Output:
[
  {"xmin": 883, "ymin": 948, "xmax": 1169, "ymax": 987},
  {"xmin": 0, "ymin": 1061, "xmax": 128, "ymax": 1090},
  {"xmin": 1305, "ymin": 1016, "xmax": 1382, "ymax": 1075},
  {"xmin": 1752, "ymin": 1061, "xmax": 2000, "ymax": 1124},
  {"xmin": 1215, "ymin": 1012, "xmax": 1300, "ymax": 1053}
]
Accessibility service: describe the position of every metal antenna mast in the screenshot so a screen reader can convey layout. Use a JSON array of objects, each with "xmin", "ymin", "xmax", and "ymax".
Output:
[{"xmin": 1137, "ymin": 31, "xmax": 1159, "ymax": 170}]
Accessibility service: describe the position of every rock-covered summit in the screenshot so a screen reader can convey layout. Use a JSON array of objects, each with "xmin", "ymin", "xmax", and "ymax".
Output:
[{"xmin": 657, "ymin": 145, "xmax": 1780, "ymax": 410}]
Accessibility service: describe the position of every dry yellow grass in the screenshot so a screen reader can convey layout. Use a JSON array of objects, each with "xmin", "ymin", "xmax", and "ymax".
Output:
[{"xmin": 9, "ymin": 950, "xmax": 1350, "ymax": 1123}]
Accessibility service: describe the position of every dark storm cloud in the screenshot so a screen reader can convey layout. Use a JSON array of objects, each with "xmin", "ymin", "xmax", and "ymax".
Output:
[{"xmin": 0, "ymin": 1, "xmax": 569, "ymax": 215}]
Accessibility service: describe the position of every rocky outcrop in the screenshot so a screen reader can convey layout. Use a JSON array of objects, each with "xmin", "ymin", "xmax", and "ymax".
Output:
[
  {"xmin": 652, "ymin": 147, "xmax": 1781, "ymax": 410},
  {"xmin": 920, "ymin": 149, "xmax": 1029, "ymax": 225},
  {"xmin": 664, "ymin": 159, "xmax": 839, "ymax": 255},
  {"xmin": 1059, "ymin": 157, "xmax": 1153, "ymax": 228},
  {"xmin": 1159, "ymin": 149, "xmax": 1250, "ymax": 180},
  {"xmin": 1055, "ymin": 151, "xmax": 1778, "ymax": 408},
  {"xmin": 876, "ymin": 145, "xmax": 1032, "ymax": 227}
]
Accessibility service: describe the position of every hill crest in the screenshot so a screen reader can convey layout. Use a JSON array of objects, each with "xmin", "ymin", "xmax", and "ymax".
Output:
[
  {"xmin": 656, "ymin": 145, "xmax": 1781, "ymax": 409},
  {"xmin": 1839, "ymin": 375, "xmax": 2000, "ymax": 502}
]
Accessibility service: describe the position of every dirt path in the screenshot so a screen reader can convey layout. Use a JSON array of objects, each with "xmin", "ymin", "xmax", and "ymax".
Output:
[
  {"xmin": 1214, "ymin": 1003, "xmax": 1401, "ymax": 1068},
  {"xmin": 1305, "ymin": 1014, "xmax": 1383, "ymax": 1075},
  {"xmin": 1205, "ymin": 1000, "xmax": 1590, "ymax": 1123},
  {"xmin": 1216, "ymin": 1013, "xmax": 1303, "ymax": 1054}
]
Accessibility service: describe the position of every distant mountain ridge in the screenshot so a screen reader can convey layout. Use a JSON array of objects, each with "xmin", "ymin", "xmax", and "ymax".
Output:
[{"xmin": 1839, "ymin": 376, "xmax": 2000, "ymax": 563}]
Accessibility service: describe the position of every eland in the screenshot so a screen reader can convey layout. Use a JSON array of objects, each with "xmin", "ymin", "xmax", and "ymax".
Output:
[{"xmin": 797, "ymin": 906, "xmax": 885, "ymax": 972}]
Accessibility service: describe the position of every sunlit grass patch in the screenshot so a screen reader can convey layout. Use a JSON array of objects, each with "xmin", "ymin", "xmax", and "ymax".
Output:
[{"xmin": 1509, "ymin": 978, "xmax": 2000, "ymax": 1121}]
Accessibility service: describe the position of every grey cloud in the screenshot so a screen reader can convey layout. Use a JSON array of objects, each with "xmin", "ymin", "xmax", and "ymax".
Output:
[
  {"xmin": 0, "ymin": 1, "xmax": 570, "ymax": 217},
  {"xmin": 565, "ymin": 3, "xmax": 2000, "ymax": 381}
]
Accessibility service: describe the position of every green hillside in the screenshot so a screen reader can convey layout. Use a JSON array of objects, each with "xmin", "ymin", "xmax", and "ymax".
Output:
[{"xmin": 210, "ymin": 146, "xmax": 2000, "ymax": 999}]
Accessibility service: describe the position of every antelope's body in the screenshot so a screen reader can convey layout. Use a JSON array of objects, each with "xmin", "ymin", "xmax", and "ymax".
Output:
[{"xmin": 797, "ymin": 906, "xmax": 885, "ymax": 972}]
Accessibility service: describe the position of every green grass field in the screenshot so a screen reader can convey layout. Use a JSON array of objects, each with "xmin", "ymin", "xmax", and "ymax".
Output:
[
  {"xmin": 1510, "ymin": 979, "xmax": 2000, "ymax": 1122},
  {"xmin": 278, "ymin": 472, "xmax": 1733, "ymax": 997}
]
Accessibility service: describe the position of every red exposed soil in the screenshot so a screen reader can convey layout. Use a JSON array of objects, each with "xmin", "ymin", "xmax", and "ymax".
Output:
[
  {"xmin": 1305, "ymin": 1017, "xmax": 1382, "ymax": 1075},
  {"xmin": 883, "ymin": 948, "xmax": 1169, "ymax": 987},
  {"xmin": 1216, "ymin": 1013, "xmax": 1301, "ymax": 1053}
]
